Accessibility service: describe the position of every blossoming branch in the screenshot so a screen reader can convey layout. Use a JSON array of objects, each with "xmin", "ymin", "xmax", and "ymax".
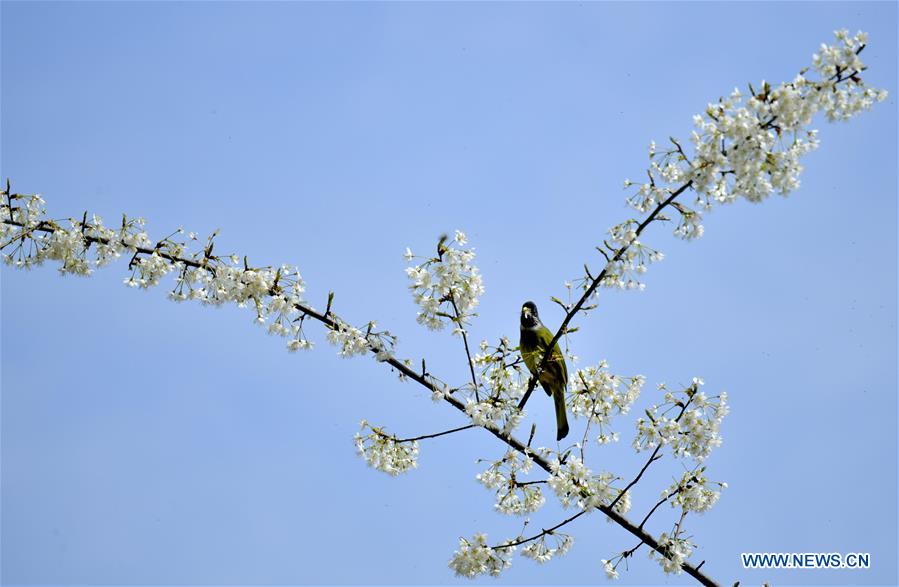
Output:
[{"xmin": 1, "ymin": 30, "xmax": 885, "ymax": 586}]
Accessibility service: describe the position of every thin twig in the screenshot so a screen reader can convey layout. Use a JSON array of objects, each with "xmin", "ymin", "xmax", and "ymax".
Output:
[
  {"xmin": 391, "ymin": 424, "xmax": 476, "ymax": 444},
  {"xmin": 493, "ymin": 509, "xmax": 588, "ymax": 550},
  {"xmin": 514, "ymin": 479, "xmax": 547, "ymax": 487},
  {"xmin": 640, "ymin": 486, "xmax": 681, "ymax": 530},
  {"xmin": 449, "ymin": 293, "xmax": 481, "ymax": 401}
]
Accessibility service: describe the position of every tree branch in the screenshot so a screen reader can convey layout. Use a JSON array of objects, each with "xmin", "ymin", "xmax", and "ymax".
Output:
[
  {"xmin": 493, "ymin": 509, "xmax": 588, "ymax": 550},
  {"xmin": 388, "ymin": 424, "xmax": 476, "ymax": 444},
  {"xmin": 517, "ymin": 180, "xmax": 693, "ymax": 411},
  {"xmin": 609, "ymin": 392, "xmax": 695, "ymax": 511},
  {"xmin": 0, "ymin": 211, "xmax": 721, "ymax": 587},
  {"xmin": 640, "ymin": 481, "xmax": 688, "ymax": 530}
]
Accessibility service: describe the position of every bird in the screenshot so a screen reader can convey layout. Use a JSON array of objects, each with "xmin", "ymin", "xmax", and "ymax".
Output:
[{"xmin": 519, "ymin": 301, "xmax": 569, "ymax": 441}]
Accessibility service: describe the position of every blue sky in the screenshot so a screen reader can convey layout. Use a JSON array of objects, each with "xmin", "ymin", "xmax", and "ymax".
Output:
[{"xmin": 1, "ymin": 1, "xmax": 896, "ymax": 585}]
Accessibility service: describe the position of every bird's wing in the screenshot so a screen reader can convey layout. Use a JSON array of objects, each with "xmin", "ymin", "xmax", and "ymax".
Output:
[
  {"xmin": 536, "ymin": 326, "xmax": 565, "ymax": 367},
  {"xmin": 533, "ymin": 326, "xmax": 566, "ymax": 394},
  {"xmin": 520, "ymin": 337, "xmax": 538, "ymax": 374}
]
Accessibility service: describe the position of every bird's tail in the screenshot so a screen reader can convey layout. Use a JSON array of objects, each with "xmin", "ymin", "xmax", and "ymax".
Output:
[{"xmin": 554, "ymin": 388, "xmax": 569, "ymax": 441}]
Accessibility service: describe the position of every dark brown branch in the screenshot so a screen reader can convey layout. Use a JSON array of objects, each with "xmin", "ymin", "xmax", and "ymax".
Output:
[
  {"xmin": 622, "ymin": 539, "xmax": 645, "ymax": 560},
  {"xmin": 514, "ymin": 479, "xmax": 547, "ymax": 487},
  {"xmin": 611, "ymin": 449, "xmax": 663, "ymax": 510},
  {"xmin": 390, "ymin": 424, "xmax": 476, "ymax": 443},
  {"xmin": 640, "ymin": 486, "xmax": 681, "ymax": 530}
]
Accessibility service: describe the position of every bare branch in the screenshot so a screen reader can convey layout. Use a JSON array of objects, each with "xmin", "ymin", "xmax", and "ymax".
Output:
[
  {"xmin": 493, "ymin": 509, "xmax": 588, "ymax": 550},
  {"xmin": 387, "ymin": 424, "xmax": 476, "ymax": 444}
]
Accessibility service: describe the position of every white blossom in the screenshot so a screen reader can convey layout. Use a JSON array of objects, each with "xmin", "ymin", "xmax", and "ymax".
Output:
[
  {"xmin": 547, "ymin": 456, "xmax": 629, "ymax": 513},
  {"xmin": 460, "ymin": 339, "xmax": 529, "ymax": 430},
  {"xmin": 430, "ymin": 382, "xmax": 451, "ymax": 402},
  {"xmin": 650, "ymin": 532, "xmax": 695, "ymax": 575},
  {"xmin": 521, "ymin": 533, "xmax": 573, "ymax": 564},
  {"xmin": 569, "ymin": 361, "xmax": 643, "ymax": 442},
  {"xmin": 602, "ymin": 559, "xmax": 619, "ymax": 580},
  {"xmin": 405, "ymin": 232, "xmax": 484, "ymax": 331},
  {"xmin": 617, "ymin": 28, "xmax": 886, "ymax": 289},
  {"xmin": 448, "ymin": 533, "xmax": 515, "ymax": 578},
  {"xmin": 465, "ymin": 396, "xmax": 523, "ymax": 433},
  {"xmin": 326, "ymin": 319, "xmax": 370, "ymax": 358},
  {"xmin": 42, "ymin": 226, "xmax": 92, "ymax": 276},
  {"xmin": 131, "ymin": 252, "xmax": 174, "ymax": 287},
  {"xmin": 476, "ymin": 450, "xmax": 544, "ymax": 515},
  {"xmin": 596, "ymin": 221, "xmax": 665, "ymax": 291},
  {"xmin": 353, "ymin": 421, "xmax": 419, "ymax": 476},
  {"xmin": 634, "ymin": 379, "xmax": 728, "ymax": 461},
  {"xmin": 664, "ymin": 468, "xmax": 725, "ymax": 514},
  {"xmin": 286, "ymin": 338, "xmax": 314, "ymax": 352}
]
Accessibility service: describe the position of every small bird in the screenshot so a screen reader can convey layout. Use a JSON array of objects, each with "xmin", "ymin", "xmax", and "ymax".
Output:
[{"xmin": 519, "ymin": 301, "xmax": 569, "ymax": 441}]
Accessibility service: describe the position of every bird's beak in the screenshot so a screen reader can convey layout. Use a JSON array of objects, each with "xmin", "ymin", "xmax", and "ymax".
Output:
[{"xmin": 522, "ymin": 307, "xmax": 531, "ymax": 318}]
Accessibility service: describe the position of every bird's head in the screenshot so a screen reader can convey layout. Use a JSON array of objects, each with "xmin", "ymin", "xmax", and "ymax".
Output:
[{"xmin": 520, "ymin": 301, "xmax": 540, "ymax": 330}]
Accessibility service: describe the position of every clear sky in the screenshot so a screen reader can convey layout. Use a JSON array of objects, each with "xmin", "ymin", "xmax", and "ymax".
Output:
[{"xmin": 1, "ymin": 1, "xmax": 896, "ymax": 585}]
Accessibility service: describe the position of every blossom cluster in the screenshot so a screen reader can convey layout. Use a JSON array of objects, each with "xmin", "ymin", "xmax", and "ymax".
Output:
[
  {"xmin": 633, "ymin": 378, "xmax": 728, "ymax": 461},
  {"xmin": 476, "ymin": 450, "xmax": 545, "ymax": 515},
  {"xmin": 405, "ymin": 231, "xmax": 485, "ymax": 332},
  {"xmin": 1, "ymin": 195, "xmax": 151, "ymax": 274},
  {"xmin": 812, "ymin": 30, "xmax": 887, "ymax": 119},
  {"xmin": 663, "ymin": 468, "xmax": 726, "ymax": 514},
  {"xmin": 547, "ymin": 456, "xmax": 630, "ymax": 513},
  {"xmin": 459, "ymin": 337, "xmax": 529, "ymax": 432},
  {"xmin": 521, "ymin": 532, "xmax": 574, "ymax": 564},
  {"xmin": 625, "ymin": 30, "xmax": 886, "ymax": 243},
  {"xmin": 39, "ymin": 221, "xmax": 101, "ymax": 275},
  {"xmin": 651, "ymin": 532, "xmax": 695, "ymax": 575},
  {"xmin": 569, "ymin": 361, "xmax": 644, "ymax": 444},
  {"xmin": 169, "ymin": 258, "xmax": 303, "ymax": 318},
  {"xmin": 448, "ymin": 533, "xmax": 516, "ymax": 578},
  {"xmin": 604, "ymin": 522, "xmax": 699, "ymax": 578},
  {"xmin": 599, "ymin": 219, "xmax": 666, "ymax": 291},
  {"xmin": 353, "ymin": 421, "xmax": 420, "ymax": 476},
  {"xmin": 474, "ymin": 338, "xmax": 527, "ymax": 399},
  {"xmin": 0, "ymin": 193, "xmax": 404, "ymax": 361},
  {"xmin": 325, "ymin": 319, "xmax": 371, "ymax": 358},
  {"xmin": 464, "ymin": 395, "xmax": 524, "ymax": 434},
  {"xmin": 598, "ymin": 30, "xmax": 887, "ymax": 300}
]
